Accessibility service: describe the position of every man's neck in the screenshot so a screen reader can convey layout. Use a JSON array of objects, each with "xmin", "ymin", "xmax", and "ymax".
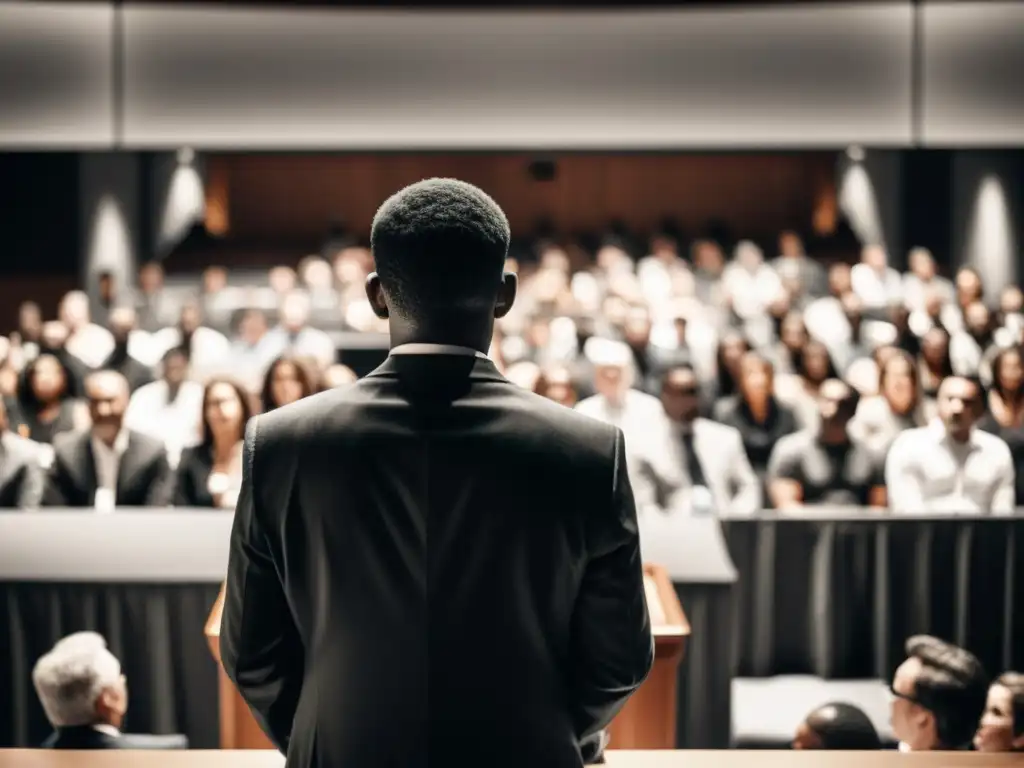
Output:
[
  {"xmin": 388, "ymin": 318, "xmax": 493, "ymax": 356},
  {"xmin": 819, "ymin": 425, "xmax": 849, "ymax": 446}
]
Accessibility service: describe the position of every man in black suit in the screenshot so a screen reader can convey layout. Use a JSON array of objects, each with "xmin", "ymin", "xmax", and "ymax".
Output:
[
  {"xmin": 0, "ymin": 397, "xmax": 44, "ymax": 508},
  {"xmin": 42, "ymin": 370, "xmax": 173, "ymax": 508},
  {"xmin": 222, "ymin": 178, "xmax": 654, "ymax": 768},
  {"xmin": 33, "ymin": 631, "xmax": 188, "ymax": 750}
]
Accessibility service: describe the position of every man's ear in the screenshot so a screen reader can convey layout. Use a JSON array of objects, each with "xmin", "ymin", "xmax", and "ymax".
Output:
[
  {"xmin": 365, "ymin": 273, "xmax": 389, "ymax": 319},
  {"xmin": 494, "ymin": 272, "xmax": 518, "ymax": 320}
]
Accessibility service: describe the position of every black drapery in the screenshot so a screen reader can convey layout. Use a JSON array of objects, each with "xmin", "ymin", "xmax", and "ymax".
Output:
[{"xmin": 0, "ymin": 583, "xmax": 221, "ymax": 749}]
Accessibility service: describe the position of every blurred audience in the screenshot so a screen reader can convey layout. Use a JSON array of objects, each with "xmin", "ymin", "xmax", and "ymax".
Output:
[
  {"xmin": 0, "ymin": 397, "xmax": 44, "ymax": 508},
  {"xmin": 124, "ymin": 347, "xmax": 203, "ymax": 468},
  {"xmin": 261, "ymin": 354, "xmax": 320, "ymax": 413}
]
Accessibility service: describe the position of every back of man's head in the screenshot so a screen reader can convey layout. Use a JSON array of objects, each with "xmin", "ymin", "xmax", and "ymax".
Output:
[
  {"xmin": 370, "ymin": 178, "xmax": 511, "ymax": 320},
  {"xmin": 906, "ymin": 635, "xmax": 989, "ymax": 749},
  {"xmin": 32, "ymin": 632, "xmax": 122, "ymax": 728}
]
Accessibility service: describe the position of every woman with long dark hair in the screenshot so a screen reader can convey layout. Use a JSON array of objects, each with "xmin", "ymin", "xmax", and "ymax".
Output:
[
  {"xmin": 775, "ymin": 339, "xmax": 840, "ymax": 430},
  {"xmin": 260, "ymin": 354, "xmax": 320, "ymax": 413},
  {"xmin": 975, "ymin": 672, "xmax": 1024, "ymax": 752},
  {"xmin": 849, "ymin": 349, "xmax": 935, "ymax": 456},
  {"xmin": 14, "ymin": 354, "xmax": 89, "ymax": 445},
  {"xmin": 978, "ymin": 345, "xmax": 1024, "ymax": 504},
  {"xmin": 174, "ymin": 377, "xmax": 254, "ymax": 508}
]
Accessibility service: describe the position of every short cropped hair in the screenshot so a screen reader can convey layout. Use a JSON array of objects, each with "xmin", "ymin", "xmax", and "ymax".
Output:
[
  {"xmin": 371, "ymin": 178, "xmax": 510, "ymax": 317},
  {"xmin": 32, "ymin": 632, "xmax": 122, "ymax": 728},
  {"xmin": 905, "ymin": 635, "xmax": 989, "ymax": 749},
  {"xmin": 804, "ymin": 702, "xmax": 882, "ymax": 750}
]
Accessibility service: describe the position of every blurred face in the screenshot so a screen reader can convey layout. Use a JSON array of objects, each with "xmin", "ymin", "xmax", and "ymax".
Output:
[
  {"xmin": 910, "ymin": 250, "xmax": 935, "ymax": 280},
  {"xmin": 965, "ymin": 303, "xmax": 991, "ymax": 336},
  {"xmin": 203, "ymin": 267, "xmax": 227, "ymax": 294},
  {"xmin": 19, "ymin": 302, "xmax": 41, "ymax": 334},
  {"xmin": 109, "ymin": 309, "xmax": 135, "ymax": 343},
  {"xmin": 998, "ymin": 350, "xmax": 1024, "ymax": 394},
  {"xmin": 890, "ymin": 657, "xmax": 933, "ymax": 750},
  {"xmin": 205, "ymin": 382, "xmax": 244, "ymax": 437},
  {"xmin": 239, "ymin": 311, "xmax": 267, "ymax": 344},
  {"xmin": 818, "ymin": 379, "xmax": 853, "ymax": 427},
  {"xmin": 162, "ymin": 353, "xmax": 189, "ymax": 388},
  {"xmin": 623, "ymin": 309, "xmax": 651, "ymax": 347},
  {"xmin": 883, "ymin": 357, "xmax": 917, "ymax": 415},
  {"xmin": 779, "ymin": 232, "xmax": 802, "ymax": 258},
  {"xmin": 829, "ymin": 263, "xmax": 852, "ymax": 296},
  {"xmin": 781, "ymin": 313, "xmax": 808, "ymax": 351},
  {"xmin": 736, "ymin": 243, "xmax": 762, "ymax": 271},
  {"xmin": 1001, "ymin": 287, "xmax": 1024, "ymax": 316},
  {"xmin": 957, "ymin": 270, "xmax": 982, "ymax": 304},
  {"xmin": 60, "ymin": 293, "xmax": 88, "ymax": 329},
  {"xmin": 661, "ymin": 368, "xmax": 701, "ymax": 424},
  {"xmin": 974, "ymin": 683, "xmax": 1020, "ymax": 753},
  {"xmin": 269, "ymin": 267, "xmax": 297, "ymax": 295},
  {"xmin": 721, "ymin": 336, "xmax": 748, "ymax": 373},
  {"xmin": 180, "ymin": 305, "xmax": 201, "ymax": 334},
  {"xmin": 271, "ymin": 362, "xmax": 305, "ymax": 408},
  {"xmin": 792, "ymin": 721, "xmax": 823, "ymax": 750},
  {"xmin": 922, "ymin": 330, "xmax": 948, "ymax": 366},
  {"xmin": 139, "ymin": 264, "xmax": 163, "ymax": 294},
  {"xmin": 40, "ymin": 321, "xmax": 68, "ymax": 351},
  {"xmin": 281, "ymin": 295, "xmax": 310, "ymax": 333},
  {"xmin": 863, "ymin": 246, "xmax": 887, "ymax": 270},
  {"xmin": 937, "ymin": 377, "xmax": 981, "ymax": 440},
  {"xmin": 740, "ymin": 357, "xmax": 772, "ymax": 402},
  {"xmin": 803, "ymin": 343, "xmax": 831, "ymax": 383},
  {"xmin": 31, "ymin": 356, "xmax": 66, "ymax": 401},
  {"xmin": 594, "ymin": 364, "xmax": 627, "ymax": 403},
  {"xmin": 87, "ymin": 375, "xmax": 128, "ymax": 440},
  {"xmin": 543, "ymin": 368, "xmax": 576, "ymax": 408}
]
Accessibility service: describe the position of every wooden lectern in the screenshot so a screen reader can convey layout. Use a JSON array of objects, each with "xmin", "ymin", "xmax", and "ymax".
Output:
[
  {"xmin": 205, "ymin": 585, "xmax": 275, "ymax": 750},
  {"xmin": 606, "ymin": 563, "xmax": 689, "ymax": 750},
  {"xmin": 206, "ymin": 562, "xmax": 688, "ymax": 751}
]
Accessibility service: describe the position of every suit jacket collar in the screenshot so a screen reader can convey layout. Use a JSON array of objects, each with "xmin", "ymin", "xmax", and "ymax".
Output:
[
  {"xmin": 366, "ymin": 353, "xmax": 509, "ymax": 404},
  {"xmin": 68, "ymin": 430, "xmax": 148, "ymax": 503}
]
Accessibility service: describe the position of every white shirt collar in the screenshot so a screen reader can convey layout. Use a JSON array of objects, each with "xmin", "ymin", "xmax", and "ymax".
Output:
[
  {"xmin": 390, "ymin": 343, "xmax": 488, "ymax": 360},
  {"xmin": 92, "ymin": 724, "xmax": 121, "ymax": 738},
  {"xmin": 927, "ymin": 418, "xmax": 980, "ymax": 449}
]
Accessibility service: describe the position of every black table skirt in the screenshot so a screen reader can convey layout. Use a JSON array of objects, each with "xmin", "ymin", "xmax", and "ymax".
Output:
[{"xmin": 0, "ymin": 583, "xmax": 221, "ymax": 749}]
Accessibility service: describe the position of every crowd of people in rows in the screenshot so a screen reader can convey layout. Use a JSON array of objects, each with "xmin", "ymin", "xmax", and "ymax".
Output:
[{"xmin": 1, "ymin": 229, "xmax": 1022, "ymax": 514}]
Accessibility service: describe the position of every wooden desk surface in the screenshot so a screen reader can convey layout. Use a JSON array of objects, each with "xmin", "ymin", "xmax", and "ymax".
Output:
[{"xmin": 0, "ymin": 751, "xmax": 1020, "ymax": 767}]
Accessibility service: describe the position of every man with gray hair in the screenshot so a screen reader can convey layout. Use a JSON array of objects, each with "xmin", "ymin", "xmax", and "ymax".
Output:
[{"xmin": 33, "ymin": 631, "xmax": 186, "ymax": 749}]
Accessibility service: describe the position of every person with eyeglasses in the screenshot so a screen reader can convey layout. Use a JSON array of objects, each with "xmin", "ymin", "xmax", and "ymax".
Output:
[{"xmin": 889, "ymin": 635, "xmax": 989, "ymax": 751}]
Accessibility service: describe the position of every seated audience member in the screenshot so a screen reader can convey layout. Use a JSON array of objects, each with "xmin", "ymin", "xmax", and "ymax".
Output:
[
  {"xmin": 42, "ymin": 371, "xmax": 173, "ymax": 509},
  {"xmin": 975, "ymin": 672, "xmax": 1024, "ymax": 752},
  {"xmin": 776, "ymin": 339, "xmax": 839, "ymax": 430},
  {"xmin": 535, "ymin": 365, "xmax": 579, "ymax": 409},
  {"xmin": 721, "ymin": 240, "xmax": 784, "ymax": 342},
  {"xmin": 175, "ymin": 378, "xmax": 253, "ymax": 508},
  {"xmin": 15, "ymin": 353, "xmax": 89, "ymax": 446},
  {"xmin": 37, "ymin": 321, "xmax": 89, "ymax": 397},
  {"xmin": 890, "ymin": 635, "xmax": 989, "ymax": 752},
  {"xmin": 261, "ymin": 354, "xmax": 320, "ymax": 412},
  {"xmin": 152, "ymin": 302, "xmax": 230, "ymax": 379},
  {"xmin": 263, "ymin": 290, "xmax": 336, "ymax": 371},
  {"xmin": 633, "ymin": 365, "xmax": 760, "ymax": 516},
  {"xmin": 903, "ymin": 247, "xmax": 954, "ymax": 316},
  {"xmin": 134, "ymin": 260, "xmax": 179, "ymax": 333},
  {"xmin": 60, "ymin": 290, "xmax": 114, "ymax": 369},
  {"xmin": 100, "ymin": 306, "xmax": 155, "ymax": 394},
  {"xmin": 707, "ymin": 332, "xmax": 750, "ymax": 413},
  {"xmin": 321, "ymin": 364, "xmax": 358, "ymax": 390},
  {"xmin": 0, "ymin": 397, "xmax": 44, "ymax": 508},
  {"xmin": 851, "ymin": 244, "xmax": 902, "ymax": 311},
  {"xmin": 574, "ymin": 337, "xmax": 663, "ymax": 455},
  {"xmin": 918, "ymin": 327, "xmax": 955, "ymax": 399},
  {"xmin": 792, "ymin": 702, "xmax": 883, "ymax": 750},
  {"xmin": 767, "ymin": 379, "xmax": 885, "ymax": 510},
  {"xmin": 771, "ymin": 230, "xmax": 827, "ymax": 300},
  {"xmin": 124, "ymin": 347, "xmax": 203, "ymax": 468},
  {"xmin": 886, "ymin": 375, "xmax": 1015, "ymax": 514},
  {"xmin": 951, "ymin": 301, "xmax": 996, "ymax": 379},
  {"xmin": 977, "ymin": 345, "xmax": 1024, "ymax": 504},
  {"xmin": 715, "ymin": 352, "xmax": 799, "ymax": 478},
  {"xmin": 766, "ymin": 310, "xmax": 808, "ymax": 378},
  {"xmin": 849, "ymin": 349, "xmax": 935, "ymax": 457},
  {"xmin": 33, "ymin": 631, "xmax": 187, "ymax": 750},
  {"xmin": 229, "ymin": 308, "xmax": 275, "ymax": 391}
]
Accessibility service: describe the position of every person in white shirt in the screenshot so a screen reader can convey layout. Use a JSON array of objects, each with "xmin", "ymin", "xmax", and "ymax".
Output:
[
  {"xmin": 851, "ymin": 244, "xmax": 903, "ymax": 311},
  {"xmin": 262, "ymin": 290, "xmax": 336, "ymax": 371},
  {"xmin": 59, "ymin": 291, "xmax": 114, "ymax": 369},
  {"xmin": 885, "ymin": 375, "xmax": 1015, "ymax": 514},
  {"xmin": 123, "ymin": 347, "xmax": 204, "ymax": 468},
  {"xmin": 574, "ymin": 337, "xmax": 663, "ymax": 479}
]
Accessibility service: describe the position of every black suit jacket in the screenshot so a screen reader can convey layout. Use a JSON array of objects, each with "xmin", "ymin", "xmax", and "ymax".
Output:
[
  {"xmin": 42, "ymin": 725, "xmax": 188, "ymax": 750},
  {"xmin": 221, "ymin": 354, "xmax": 653, "ymax": 768},
  {"xmin": 174, "ymin": 445, "xmax": 216, "ymax": 507},
  {"xmin": 0, "ymin": 433, "xmax": 45, "ymax": 509},
  {"xmin": 42, "ymin": 430, "xmax": 174, "ymax": 508}
]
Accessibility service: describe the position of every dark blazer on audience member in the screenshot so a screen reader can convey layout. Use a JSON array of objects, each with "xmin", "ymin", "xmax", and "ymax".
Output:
[
  {"xmin": 173, "ymin": 445, "xmax": 217, "ymax": 507},
  {"xmin": 221, "ymin": 353, "xmax": 654, "ymax": 768},
  {"xmin": 0, "ymin": 432, "xmax": 45, "ymax": 508},
  {"xmin": 41, "ymin": 430, "xmax": 173, "ymax": 508},
  {"xmin": 42, "ymin": 726, "xmax": 188, "ymax": 750}
]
